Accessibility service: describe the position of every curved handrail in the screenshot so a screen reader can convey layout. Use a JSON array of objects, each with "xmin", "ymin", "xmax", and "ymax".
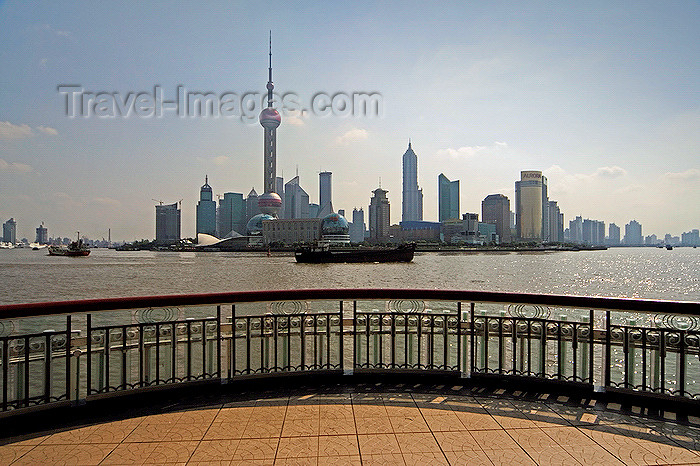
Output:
[{"xmin": 0, "ymin": 289, "xmax": 698, "ymax": 319}]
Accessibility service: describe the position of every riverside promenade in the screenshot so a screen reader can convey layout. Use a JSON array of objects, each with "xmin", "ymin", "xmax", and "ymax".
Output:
[{"xmin": 2, "ymin": 380, "xmax": 700, "ymax": 465}]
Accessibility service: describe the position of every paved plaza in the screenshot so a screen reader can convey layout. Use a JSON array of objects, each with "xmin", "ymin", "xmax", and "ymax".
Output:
[{"xmin": 1, "ymin": 382, "xmax": 700, "ymax": 465}]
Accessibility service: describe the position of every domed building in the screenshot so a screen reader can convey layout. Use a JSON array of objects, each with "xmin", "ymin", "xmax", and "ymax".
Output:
[
  {"xmin": 321, "ymin": 213, "xmax": 350, "ymax": 245},
  {"xmin": 247, "ymin": 213, "xmax": 274, "ymax": 236}
]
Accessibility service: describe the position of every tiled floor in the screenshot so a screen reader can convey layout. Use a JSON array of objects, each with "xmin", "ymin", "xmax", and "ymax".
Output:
[{"xmin": 2, "ymin": 385, "xmax": 700, "ymax": 465}]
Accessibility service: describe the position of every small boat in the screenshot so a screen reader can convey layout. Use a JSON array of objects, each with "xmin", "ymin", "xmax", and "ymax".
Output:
[
  {"xmin": 295, "ymin": 243, "xmax": 415, "ymax": 263},
  {"xmin": 666, "ymin": 244, "xmax": 673, "ymax": 250},
  {"xmin": 48, "ymin": 233, "xmax": 90, "ymax": 257}
]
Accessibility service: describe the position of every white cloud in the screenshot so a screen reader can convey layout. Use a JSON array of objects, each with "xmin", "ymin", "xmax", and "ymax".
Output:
[
  {"xmin": 0, "ymin": 158, "xmax": 32, "ymax": 173},
  {"xmin": 36, "ymin": 126, "xmax": 58, "ymax": 136},
  {"xmin": 0, "ymin": 121, "xmax": 58, "ymax": 139},
  {"xmin": 334, "ymin": 128, "xmax": 368, "ymax": 146},
  {"xmin": 595, "ymin": 166, "xmax": 627, "ymax": 178},
  {"xmin": 0, "ymin": 122, "xmax": 33, "ymax": 140},
  {"xmin": 285, "ymin": 115, "xmax": 305, "ymax": 126},
  {"xmin": 664, "ymin": 168, "xmax": 700, "ymax": 181},
  {"xmin": 436, "ymin": 141, "xmax": 508, "ymax": 159}
]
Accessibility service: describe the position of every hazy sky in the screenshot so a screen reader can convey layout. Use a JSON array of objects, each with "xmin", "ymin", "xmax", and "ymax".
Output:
[{"xmin": 1, "ymin": 1, "xmax": 698, "ymax": 241}]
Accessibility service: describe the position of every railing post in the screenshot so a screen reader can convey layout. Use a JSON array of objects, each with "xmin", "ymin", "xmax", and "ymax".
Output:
[
  {"xmin": 66, "ymin": 315, "xmax": 72, "ymax": 402},
  {"xmin": 469, "ymin": 303, "xmax": 475, "ymax": 376},
  {"xmin": 627, "ymin": 319, "xmax": 636, "ymax": 389},
  {"xmin": 679, "ymin": 330, "xmax": 686, "ymax": 397},
  {"xmin": 43, "ymin": 330, "xmax": 52, "ymax": 404},
  {"xmin": 86, "ymin": 314, "xmax": 91, "ymax": 396},
  {"xmin": 480, "ymin": 310, "xmax": 488, "ymax": 371},
  {"xmin": 339, "ymin": 301, "xmax": 344, "ymax": 372},
  {"xmin": 580, "ymin": 316, "xmax": 589, "ymax": 383},
  {"xmin": 217, "ymin": 305, "xmax": 222, "ymax": 378},
  {"xmin": 353, "ymin": 301, "xmax": 358, "ymax": 370},
  {"xmin": 558, "ymin": 315, "xmax": 566, "ymax": 380},
  {"xmin": 588, "ymin": 309, "xmax": 594, "ymax": 385},
  {"xmin": 605, "ymin": 311, "xmax": 611, "ymax": 388},
  {"xmin": 457, "ymin": 302, "xmax": 462, "ymax": 375},
  {"xmin": 231, "ymin": 304, "xmax": 236, "ymax": 379}
]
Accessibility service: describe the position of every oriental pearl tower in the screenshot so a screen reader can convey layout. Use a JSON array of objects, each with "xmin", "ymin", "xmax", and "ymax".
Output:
[{"xmin": 257, "ymin": 32, "xmax": 283, "ymax": 218}]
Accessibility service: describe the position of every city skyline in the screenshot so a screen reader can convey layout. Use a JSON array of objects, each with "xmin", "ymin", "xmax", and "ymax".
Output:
[{"xmin": 1, "ymin": 1, "xmax": 698, "ymax": 241}]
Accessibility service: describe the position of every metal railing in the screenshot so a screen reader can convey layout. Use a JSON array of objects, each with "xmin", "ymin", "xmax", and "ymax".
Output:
[{"xmin": 0, "ymin": 289, "xmax": 698, "ymax": 416}]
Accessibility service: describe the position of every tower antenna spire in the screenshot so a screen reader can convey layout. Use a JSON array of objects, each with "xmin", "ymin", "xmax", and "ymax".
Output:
[{"xmin": 267, "ymin": 30, "xmax": 274, "ymax": 108}]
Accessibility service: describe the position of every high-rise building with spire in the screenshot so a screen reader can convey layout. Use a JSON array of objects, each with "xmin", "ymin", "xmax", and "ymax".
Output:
[
  {"xmin": 196, "ymin": 175, "xmax": 217, "ymax": 236},
  {"xmin": 402, "ymin": 141, "xmax": 423, "ymax": 222},
  {"xmin": 369, "ymin": 187, "xmax": 390, "ymax": 242},
  {"xmin": 257, "ymin": 32, "xmax": 282, "ymax": 218}
]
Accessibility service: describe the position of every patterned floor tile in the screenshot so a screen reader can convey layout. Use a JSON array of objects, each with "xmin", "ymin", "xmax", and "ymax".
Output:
[
  {"xmin": 471, "ymin": 429, "xmax": 520, "ymax": 450},
  {"xmin": 282, "ymin": 418, "xmax": 320, "ymax": 437},
  {"xmin": 402, "ymin": 451, "xmax": 449, "ymax": 465},
  {"xmin": 0, "ymin": 444, "xmax": 34, "ymax": 464},
  {"xmin": 395, "ymin": 432, "xmax": 442, "ymax": 453},
  {"xmin": 317, "ymin": 455, "xmax": 362, "ymax": 465},
  {"xmin": 277, "ymin": 436, "xmax": 319, "ymax": 458},
  {"xmin": 389, "ymin": 415, "xmax": 431, "ymax": 433},
  {"xmin": 443, "ymin": 449, "xmax": 494, "ymax": 465},
  {"xmin": 189, "ymin": 439, "xmax": 239, "ymax": 462},
  {"xmin": 482, "ymin": 447, "xmax": 536, "ymax": 465},
  {"xmin": 234, "ymin": 437, "xmax": 280, "ymax": 460},
  {"xmin": 454, "ymin": 410, "xmax": 503, "ymax": 430},
  {"xmin": 357, "ymin": 433, "xmax": 400, "ymax": 455},
  {"xmin": 100, "ymin": 442, "xmax": 158, "ymax": 465},
  {"xmin": 360, "ymin": 452, "xmax": 406, "ymax": 465},
  {"xmin": 204, "ymin": 421, "xmax": 245, "ymax": 440},
  {"xmin": 519, "ymin": 445, "xmax": 579, "ymax": 465},
  {"xmin": 144, "ymin": 440, "xmax": 198, "ymax": 464},
  {"xmin": 433, "ymin": 430, "xmax": 481, "ymax": 451},
  {"xmin": 318, "ymin": 434, "xmax": 359, "ymax": 456},
  {"xmin": 423, "ymin": 413, "xmax": 465, "ymax": 432},
  {"xmin": 507, "ymin": 427, "xmax": 556, "ymax": 449},
  {"xmin": 355, "ymin": 416, "xmax": 394, "ymax": 434}
]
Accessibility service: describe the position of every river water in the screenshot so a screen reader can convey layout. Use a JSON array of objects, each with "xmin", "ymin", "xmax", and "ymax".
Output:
[{"xmin": 0, "ymin": 247, "xmax": 697, "ymax": 305}]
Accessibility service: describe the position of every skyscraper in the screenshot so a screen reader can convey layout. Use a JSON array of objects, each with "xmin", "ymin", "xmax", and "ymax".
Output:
[
  {"xmin": 624, "ymin": 220, "xmax": 643, "ymax": 246},
  {"xmin": 284, "ymin": 176, "xmax": 310, "ymax": 219},
  {"xmin": 546, "ymin": 200, "xmax": 563, "ymax": 243},
  {"xmin": 257, "ymin": 33, "xmax": 283, "ymax": 218},
  {"xmin": 402, "ymin": 141, "xmax": 423, "ymax": 222},
  {"xmin": 245, "ymin": 188, "xmax": 260, "ymax": 222},
  {"xmin": 369, "ymin": 188, "xmax": 390, "ymax": 242},
  {"xmin": 155, "ymin": 203, "xmax": 180, "ymax": 244},
  {"xmin": 218, "ymin": 192, "xmax": 246, "ymax": 237},
  {"xmin": 438, "ymin": 174, "xmax": 459, "ymax": 222},
  {"xmin": 608, "ymin": 223, "xmax": 621, "ymax": 246},
  {"xmin": 318, "ymin": 171, "xmax": 333, "ymax": 217},
  {"xmin": 2, "ymin": 218, "xmax": 17, "ymax": 244},
  {"xmin": 515, "ymin": 171, "xmax": 545, "ymax": 241},
  {"xmin": 275, "ymin": 176, "xmax": 285, "ymax": 220},
  {"xmin": 35, "ymin": 222, "xmax": 48, "ymax": 244},
  {"xmin": 349, "ymin": 208, "xmax": 366, "ymax": 243},
  {"xmin": 196, "ymin": 176, "xmax": 217, "ymax": 236},
  {"xmin": 481, "ymin": 194, "xmax": 511, "ymax": 243}
]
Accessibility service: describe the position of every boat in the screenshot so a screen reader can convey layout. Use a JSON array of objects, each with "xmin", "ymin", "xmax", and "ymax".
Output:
[
  {"xmin": 295, "ymin": 243, "xmax": 415, "ymax": 263},
  {"xmin": 666, "ymin": 244, "xmax": 673, "ymax": 250},
  {"xmin": 48, "ymin": 235, "xmax": 90, "ymax": 257}
]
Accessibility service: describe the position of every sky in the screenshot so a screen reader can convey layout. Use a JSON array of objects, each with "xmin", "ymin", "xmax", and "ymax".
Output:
[{"xmin": 0, "ymin": 1, "xmax": 698, "ymax": 241}]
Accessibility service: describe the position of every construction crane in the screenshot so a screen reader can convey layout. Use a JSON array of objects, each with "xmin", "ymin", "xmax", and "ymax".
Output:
[{"xmin": 152, "ymin": 199, "xmax": 164, "ymax": 205}]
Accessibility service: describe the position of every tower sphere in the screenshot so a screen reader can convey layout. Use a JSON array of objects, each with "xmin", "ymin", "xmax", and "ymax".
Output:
[
  {"xmin": 260, "ymin": 108, "xmax": 281, "ymax": 128},
  {"xmin": 258, "ymin": 192, "xmax": 282, "ymax": 216}
]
